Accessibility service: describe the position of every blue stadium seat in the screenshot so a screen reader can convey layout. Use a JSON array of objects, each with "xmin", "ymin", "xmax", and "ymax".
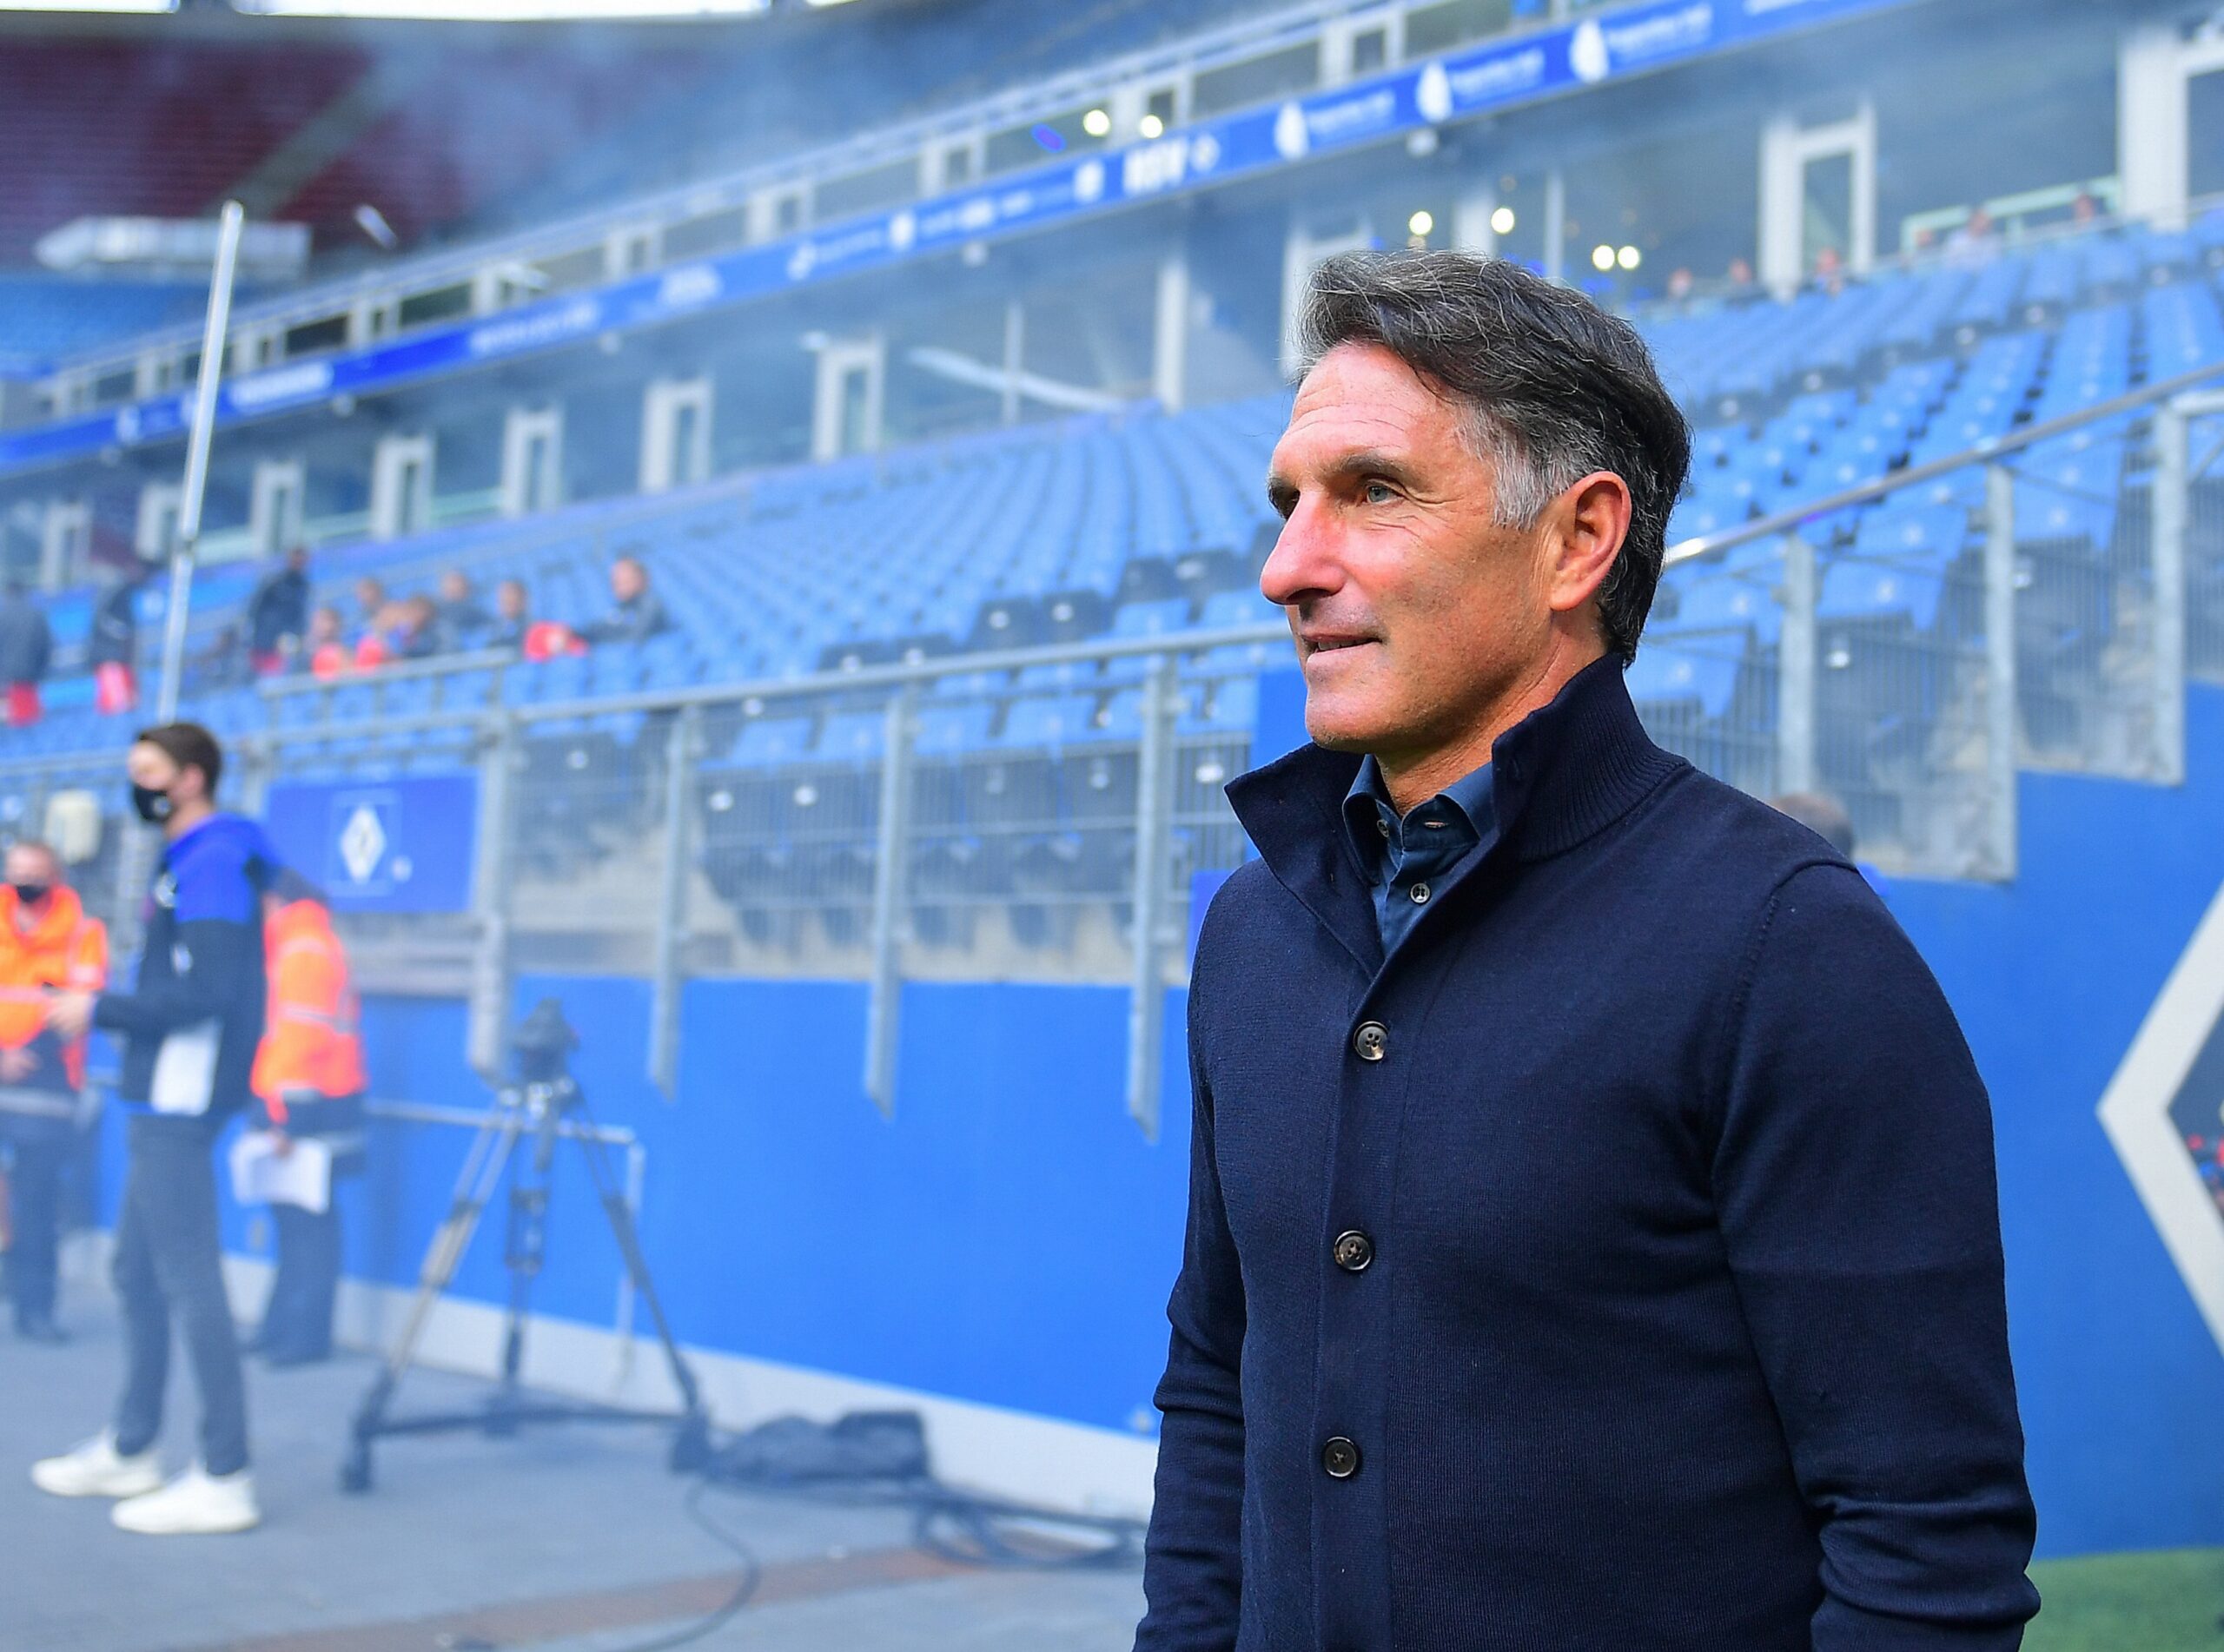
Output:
[
  {"xmin": 1653, "ymin": 576, "xmax": 1780, "ymax": 646},
  {"xmin": 1625, "ymin": 647, "xmax": 1741, "ymax": 720},
  {"xmin": 1819, "ymin": 562, "xmax": 1946, "ymax": 630},
  {"xmin": 999, "ymin": 694, "xmax": 1104, "ymax": 749},
  {"xmin": 728, "ymin": 716, "xmax": 817, "ymax": 765},
  {"xmin": 1853, "ymin": 506, "xmax": 1970, "ymax": 569}
]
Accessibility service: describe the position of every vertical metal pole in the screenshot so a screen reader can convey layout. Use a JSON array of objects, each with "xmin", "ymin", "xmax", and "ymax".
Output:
[
  {"xmin": 156, "ymin": 202, "xmax": 246, "ymax": 724},
  {"xmin": 466, "ymin": 713, "xmax": 518, "ymax": 1077},
  {"xmin": 1542, "ymin": 169, "xmax": 1566, "ymax": 284},
  {"xmin": 1776, "ymin": 533, "xmax": 1817, "ymax": 795},
  {"xmin": 2150, "ymin": 402, "xmax": 2188, "ymax": 785},
  {"xmin": 1152, "ymin": 250, "xmax": 1189, "ymax": 413},
  {"xmin": 863, "ymin": 685, "xmax": 916, "ymax": 1116},
  {"xmin": 237, "ymin": 740, "xmax": 273, "ymax": 817},
  {"xmin": 1001, "ymin": 301, "xmax": 1025, "ymax": 427},
  {"xmin": 1125, "ymin": 656, "xmax": 1178, "ymax": 1140},
  {"xmin": 1982, "ymin": 464, "xmax": 2020, "ymax": 881},
  {"xmin": 112, "ymin": 809, "xmax": 151, "ymax": 961},
  {"xmin": 647, "ymin": 706, "xmax": 698, "ymax": 1097}
]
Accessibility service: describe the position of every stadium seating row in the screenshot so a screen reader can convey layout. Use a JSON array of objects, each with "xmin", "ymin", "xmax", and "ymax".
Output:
[{"xmin": 5, "ymin": 212, "xmax": 2222, "ymax": 935}]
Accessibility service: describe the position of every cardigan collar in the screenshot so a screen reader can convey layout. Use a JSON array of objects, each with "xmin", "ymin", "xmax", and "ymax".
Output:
[{"xmin": 1226, "ymin": 654, "xmax": 1685, "ymax": 969}]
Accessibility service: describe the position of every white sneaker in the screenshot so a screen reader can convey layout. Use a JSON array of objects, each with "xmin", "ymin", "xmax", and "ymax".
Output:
[
  {"xmin": 30, "ymin": 1432, "xmax": 164, "ymax": 1500},
  {"xmin": 111, "ymin": 1464, "xmax": 260, "ymax": 1536}
]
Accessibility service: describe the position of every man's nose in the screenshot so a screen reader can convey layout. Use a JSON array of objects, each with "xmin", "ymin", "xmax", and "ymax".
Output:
[{"xmin": 1259, "ymin": 504, "xmax": 1341, "ymax": 608}]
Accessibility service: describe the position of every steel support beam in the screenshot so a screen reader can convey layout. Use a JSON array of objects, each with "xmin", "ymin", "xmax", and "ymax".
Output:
[
  {"xmin": 1982, "ymin": 464, "xmax": 2020, "ymax": 881},
  {"xmin": 864, "ymin": 687, "xmax": 917, "ymax": 1115},
  {"xmin": 647, "ymin": 705, "xmax": 699, "ymax": 1097},
  {"xmin": 1125, "ymin": 656, "xmax": 1178, "ymax": 1140}
]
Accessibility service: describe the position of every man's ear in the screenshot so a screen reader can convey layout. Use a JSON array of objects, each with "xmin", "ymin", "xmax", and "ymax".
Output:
[{"xmin": 1544, "ymin": 472, "xmax": 1632, "ymax": 619}]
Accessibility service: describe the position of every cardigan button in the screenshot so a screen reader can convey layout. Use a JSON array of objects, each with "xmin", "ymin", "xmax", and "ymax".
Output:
[
  {"xmin": 1332, "ymin": 1230, "xmax": 1373, "ymax": 1272},
  {"xmin": 1321, "ymin": 1436, "xmax": 1361, "ymax": 1479},
  {"xmin": 1352, "ymin": 1021, "xmax": 1387, "ymax": 1062}
]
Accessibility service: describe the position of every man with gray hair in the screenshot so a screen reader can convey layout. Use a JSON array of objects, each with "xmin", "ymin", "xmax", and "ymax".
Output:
[{"xmin": 1135, "ymin": 253, "xmax": 2036, "ymax": 1649}]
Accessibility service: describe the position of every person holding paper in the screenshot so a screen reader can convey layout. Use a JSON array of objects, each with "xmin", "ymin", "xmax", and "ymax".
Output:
[
  {"xmin": 244, "ymin": 869, "xmax": 366, "ymax": 1369},
  {"xmin": 30, "ymin": 724, "xmax": 275, "ymax": 1537},
  {"xmin": 0, "ymin": 841, "xmax": 107, "ymax": 1344}
]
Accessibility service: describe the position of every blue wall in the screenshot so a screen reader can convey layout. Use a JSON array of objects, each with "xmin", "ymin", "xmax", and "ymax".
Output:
[
  {"xmin": 1889, "ymin": 685, "xmax": 2224, "ymax": 1558},
  {"xmin": 155, "ymin": 686, "xmax": 2224, "ymax": 1558}
]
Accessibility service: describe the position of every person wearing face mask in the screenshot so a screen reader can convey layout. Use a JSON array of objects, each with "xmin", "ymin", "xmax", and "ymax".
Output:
[
  {"xmin": 0, "ymin": 841, "xmax": 106, "ymax": 1344},
  {"xmin": 243, "ymin": 869, "xmax": 366, "ymax": 1368},
  {"xmin": 30, "ymin": 723, "xmax": 275, "ymax": 1536}
]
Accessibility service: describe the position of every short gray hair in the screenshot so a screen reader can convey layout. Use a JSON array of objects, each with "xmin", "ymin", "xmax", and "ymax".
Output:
[{"xmin": 1295, "ymin": 250, "xmax": 1690, "ymax": 664}]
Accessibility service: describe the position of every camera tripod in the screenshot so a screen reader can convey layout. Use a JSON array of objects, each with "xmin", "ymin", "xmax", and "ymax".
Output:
[{"xmin": 341, "ymin": 1042, "xmax": 711, "ymax": 1493}]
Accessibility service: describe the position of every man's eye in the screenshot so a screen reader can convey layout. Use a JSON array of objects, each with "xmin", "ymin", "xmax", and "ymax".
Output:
[{"xmin": 1362, "ymin": 480, "xmax": 1398, "ymax": 505}]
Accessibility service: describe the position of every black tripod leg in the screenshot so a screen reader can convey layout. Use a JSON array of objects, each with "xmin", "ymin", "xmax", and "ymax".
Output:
[
  {"xmin": 342, "ymin": 1106, "xmax": 525, "ymax": 1492},
  {"xmin": 489, "ymin": 1100, "xmax": 563, "ymax": 1437},
  {"xmin": 566, "ymin": 1100, "xmax": 712, "ymax": 1470}
]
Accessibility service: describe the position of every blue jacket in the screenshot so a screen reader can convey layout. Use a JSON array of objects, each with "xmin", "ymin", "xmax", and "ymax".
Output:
[
  {"xmin": 1136, "ymin": 656, "xmax": 2037, "ymax": 1651},
  {"xmin": 96, "ymin": 813, "xmax": 275, "ymax": 1127}
]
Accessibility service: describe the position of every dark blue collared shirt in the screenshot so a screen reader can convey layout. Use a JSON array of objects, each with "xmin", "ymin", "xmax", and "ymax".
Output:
[{"xmin": 1340, "ymin": 752, "xmax": 1498, "ymax": 956}]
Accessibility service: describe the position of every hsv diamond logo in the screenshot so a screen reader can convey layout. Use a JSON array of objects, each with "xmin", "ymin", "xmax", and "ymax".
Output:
[
  {"xmin": 270, "ymin": 777, "xmax": 467, "ymax": 915},
  {"xmin": 339, "ymin": 803, "xmax": 387, "ymax": 887},
  {"xmin": 2099, "ymin": 876, "xmax": 2224, "ymax": 1356}
]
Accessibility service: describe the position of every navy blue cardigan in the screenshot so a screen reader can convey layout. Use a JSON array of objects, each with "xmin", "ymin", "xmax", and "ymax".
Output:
[{"xmin": 1136, "ymin": 657, "xmax": 2037, "ymax": 1651}]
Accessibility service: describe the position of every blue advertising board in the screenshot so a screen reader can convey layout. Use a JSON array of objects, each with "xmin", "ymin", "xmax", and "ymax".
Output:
[
  {"xmin": 261, "ymin": 774, "xmax": 477, "ymax": 915},
  {"xmin": 0, "ymin": 0, "xmax": 1915, "ymax": 479}
]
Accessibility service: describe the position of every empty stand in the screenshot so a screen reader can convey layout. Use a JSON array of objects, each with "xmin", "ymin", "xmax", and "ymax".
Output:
[{"xmin": 6, "ymin": 208, "xmax": 2224, "ymax": 958}]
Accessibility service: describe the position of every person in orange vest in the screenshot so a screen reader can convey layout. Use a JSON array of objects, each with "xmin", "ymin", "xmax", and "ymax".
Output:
[
  {"xmin": 245, "ymin": 869, "xmax": 366, "ymax": 1367},
  {"xmin": 0, "ymin": 841, "xmax": 107, "ymax": 1344}
]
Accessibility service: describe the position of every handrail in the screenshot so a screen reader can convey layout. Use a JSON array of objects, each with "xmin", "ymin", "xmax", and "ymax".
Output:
[
  {"xmin": 0, "ymin": 620, "xmax": 1292, "ymax": 777},
  {"xmin": 257, "ymin": 644, "xmax": 519, "ymax": 697},
  {"xmin": 1665, "ymin": 356, "xmax": 2224, "ymax": 566},
  {"xmin": 244, "ymin": 621, "xmax": 1294, "ymax": 749}
]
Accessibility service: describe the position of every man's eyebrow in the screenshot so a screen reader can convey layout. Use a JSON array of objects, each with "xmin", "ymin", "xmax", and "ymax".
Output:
[
  {"xmin": 1274, "ymin": 449, "xmax": 1420, "ymax": 486},
  {"xmin": 1320, "ymin": 449, "xmax": 1420, "ymax": 486}
]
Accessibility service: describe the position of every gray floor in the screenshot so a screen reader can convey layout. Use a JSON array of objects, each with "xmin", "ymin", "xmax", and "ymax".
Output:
[{"xmin": 0, "ymin": 1283, "xmax": 1143, "ymax": 1652}]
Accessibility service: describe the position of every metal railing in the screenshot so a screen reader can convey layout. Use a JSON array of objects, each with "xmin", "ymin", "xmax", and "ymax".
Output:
[
  {"xmin": 1662, "ymin": 355, "xmax": 2224, "ymax": 880},
  {"xmin": 3, "ymin": 360, "xmax": 2221, "ymax": 1134}
]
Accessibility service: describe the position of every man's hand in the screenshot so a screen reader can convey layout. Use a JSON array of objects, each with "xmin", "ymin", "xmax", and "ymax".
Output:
[
  {"xmin": 0, "ymin": 1047, "xmax": 35, "ymax": 1082},
  {"xmin": 43, "ymin": 991, "xmax": 95, "ymax": 1041}
]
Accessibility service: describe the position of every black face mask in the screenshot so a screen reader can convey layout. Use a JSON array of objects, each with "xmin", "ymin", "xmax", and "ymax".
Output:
[
  {"xmin": 10, "ymin": 882, "xmax": 48, "ymax": 906},
  {"xmin": 131, "ymin": 782, "xmax": 175, "ymax": 825}
]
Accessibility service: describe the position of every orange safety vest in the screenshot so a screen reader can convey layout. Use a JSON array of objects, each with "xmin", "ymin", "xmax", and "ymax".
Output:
[
  {"xmin": 0, "ymin": 884, "xmax": 108, "ymax": 1090},
  {"xmin": 251, "ymin": 899, "xmax": 367, "ymax": 1121}
]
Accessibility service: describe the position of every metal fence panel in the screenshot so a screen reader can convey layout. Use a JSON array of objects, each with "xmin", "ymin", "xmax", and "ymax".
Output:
[{"xmin": 2189, "ymin": 409, "xmax": 2224, "ymax": 686}]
